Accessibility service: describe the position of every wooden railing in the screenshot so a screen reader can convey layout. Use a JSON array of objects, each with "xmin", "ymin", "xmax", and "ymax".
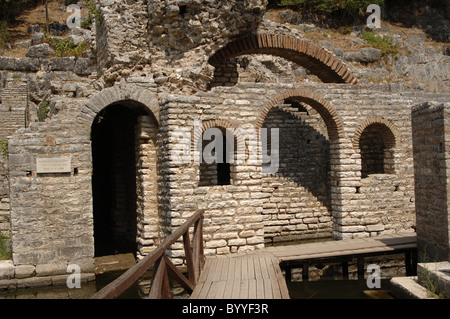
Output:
[{"xmin": 91, "ymin": 210, "xmax": 205, "ymax": 299}]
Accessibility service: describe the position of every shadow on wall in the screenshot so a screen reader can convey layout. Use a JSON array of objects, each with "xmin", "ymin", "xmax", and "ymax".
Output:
[{"xmin": 262, "ymin": 100, "xmax": 331, "ymax": 209}]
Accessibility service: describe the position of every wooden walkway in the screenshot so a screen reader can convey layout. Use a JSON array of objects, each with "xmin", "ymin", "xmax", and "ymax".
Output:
[
  {"xmin": 190, "ymin": 252, "xmax": 290, "ymax": 299},
  {"xmin": 190, "ymin": 233, "xmax": 417, "ymax": 299}
]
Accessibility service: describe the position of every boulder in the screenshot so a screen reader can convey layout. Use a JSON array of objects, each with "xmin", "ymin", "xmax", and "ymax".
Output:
[
  {"xmin": 359, "ymin": 47, "xmax": 382, "ymax": 63},
  {"xmin": 26, "ymin": 43, "xmax": 55, "ymax": 59},
  {"xmin": 344, "ymin": 48, "xmax": 381, "ymax": 63},
  {"xmin": 48, "ymin": 22, "xmax": 69, "ymax": 36}
]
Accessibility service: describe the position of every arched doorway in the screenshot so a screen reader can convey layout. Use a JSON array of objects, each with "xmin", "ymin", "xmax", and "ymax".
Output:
[
  {"xmin": 91, "ymin": 102, "xmax": 159, "ymax": 257},
  {"xmin": 257, "ymin": 89, "xmax": 344, "ymax": 243}
]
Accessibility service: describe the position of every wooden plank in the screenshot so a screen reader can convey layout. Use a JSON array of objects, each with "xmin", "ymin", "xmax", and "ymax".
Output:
[
  {"xmin": 165, "ymin": 255, "xmax": 194, "ymax": 293},
  {"xmin": 256, "ymin": 278, "xmax": 265, "ymax": 299},
  {"xmin": 197, "ymin": 281, "xmax": 213, "ymax": 299},
  {"xmin": 220, "ymin": 258, "xmax": 230, "ymax": 281},
  {"xmin": 269, "ymin": 257, "xmax": 290, "ymax": 299},
  {"xmin": 183, "ymin": 231, "xmax": 196, "ymax": 284},
  {"xmin": 214, "ymin": 281, "xmax": 227, "ymax": 299},
  {"xmin": 278, "ymin": 242, "xmax": 417, "ymax": 262},
  {"xmin": 254, "ymin": 255, "xmax": 263, "ymax": 280},
  {"xmin": 259, "ymin": 256, "xmax": 270, "ymax": 279},
  {"xmin": 195, "ymin": 258, "xmax": 218, "ymax": 299},
  {"xmin": 207, "ymin": 281, "xmax": 222, "ymax": 299},
  {"xmin": 263, "ymin": 279, "xmax": 273, "ymax": 299},
  {"xmin": 231, "ymin": 279, "xmax": 242, "ymax": 299},
  {"xmin": 222, "ymin": 278, "xmax": 234, "ymax": 299},
  {"xmin": 240, "ymin": 280, "xmax": 249, "ymax": 299},
  {"xmin": 247, "ymin": 256, "xmax": 255, "ymax": 280},
  {"xmin": 149, "ymin": 256, "xmax": 166, "ymax": 299},
  {"xmin": 269, "ymin": 235, "xmax": 417, "ymax": 260},
  {"xmin": 190, "ymin": 280, "xmax": 205, "ymax": 299},
  {"xmin": 241, "ymin": 256, "xmax": 249, "ymax": 281},
  {"xmin": 248, "ymin": 278, "xmax": 257, "ymax": 299},
  {"xmin": 222, "ymin": 258, "xmax": 236, "ymax": 299}
]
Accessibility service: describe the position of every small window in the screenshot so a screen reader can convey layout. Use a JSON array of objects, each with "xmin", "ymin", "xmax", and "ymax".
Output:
[
  {"xmin": 359, "ymin": 123, "xmax": 396, "ymax": 178},
  {"xmin": 199, "ymin": 127, "xmax": 234, "ymax": 186}
]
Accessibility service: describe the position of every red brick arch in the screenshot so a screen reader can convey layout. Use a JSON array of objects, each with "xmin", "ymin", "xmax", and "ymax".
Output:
[
  {"xmin": 256, "ymin": 88, "xmax": 344, "ymax": 143},
  {"xmin": 353, "ymin": 117, "xmax": 400, "ymax": 150},
  {"xmin": 209, "ymin": 33, "xmax": 358, "ymax": 84},
  {"xmin": 192, "ymin": 119, "xmax": 248, "ymax": 152}
]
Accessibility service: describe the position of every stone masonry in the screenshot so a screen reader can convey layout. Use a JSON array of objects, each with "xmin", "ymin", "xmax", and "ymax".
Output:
[
  {"xmin": 0, "ymin": 0, "xmax": 449, "ymax": 288},
  {"xmin": 412, "ymin": 102, "xmax": 450, "ymax": 262}
]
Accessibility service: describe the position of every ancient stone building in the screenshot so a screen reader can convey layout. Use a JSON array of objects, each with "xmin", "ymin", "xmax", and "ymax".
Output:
[{"xmin": 0, "ymin": 0, "xmax": 449, "ymax": 284}]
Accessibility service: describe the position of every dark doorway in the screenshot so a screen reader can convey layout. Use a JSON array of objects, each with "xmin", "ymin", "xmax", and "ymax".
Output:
[{"xmin": 91, "ymin": 104, "xmax": 140, "ymax": 257}]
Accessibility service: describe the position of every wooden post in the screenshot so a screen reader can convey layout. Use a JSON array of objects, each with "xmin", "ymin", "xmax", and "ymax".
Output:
[
  {"xmin": 302, "ymin": 262, "xmax": 309, "ymax": 281},
  {"xmin": 405, "ymin": 251, "xmax": 412, "ymax": 276},
  {"xmin": 357, "ymin": 257, "xmax": 365, "ymax": 279},
  {"xmin": 285, "ymin": 267, "xmax": 291, "ymax": 282},
  {"xmin": 342, "ymin": 261, "xmax": 349, "ymax": 280},
  {"xmin": 412, "ymin": 249, "xmax": 418, "ymax": 276}
]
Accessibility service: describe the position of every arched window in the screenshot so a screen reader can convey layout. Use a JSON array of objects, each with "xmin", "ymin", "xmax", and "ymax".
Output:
[
  {"xmin": 358, "ymin": 123, "xmax": 396, "ymax": 178},
  {"xmin": 199, "ymin": 127, "xmax": 235, "ymax": 186}
]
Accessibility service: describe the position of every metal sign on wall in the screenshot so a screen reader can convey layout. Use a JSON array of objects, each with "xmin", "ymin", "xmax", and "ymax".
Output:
[{"xmin": 36, "ymin": 157, "xmax": 72, "ymax": 174}]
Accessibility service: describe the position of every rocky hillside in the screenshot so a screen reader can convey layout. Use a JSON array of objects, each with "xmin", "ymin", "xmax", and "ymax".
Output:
[
  {"xmin": 253, "ymin": 7, "xmax": 449, "ymax": 92},
  {"xmin": 0, "ymin": 1, "xmax": 448, "ymax": 93}
]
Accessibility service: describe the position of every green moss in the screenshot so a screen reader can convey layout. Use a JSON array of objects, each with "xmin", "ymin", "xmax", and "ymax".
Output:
[{"xmin": 0, "ymin": 140, "xmax": 7, "ymax": 160}]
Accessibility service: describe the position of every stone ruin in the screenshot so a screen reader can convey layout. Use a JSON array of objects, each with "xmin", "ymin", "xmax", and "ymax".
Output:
[{"xmin": 0, "ymin": 0, "xmax": 448, "ymax": 285}]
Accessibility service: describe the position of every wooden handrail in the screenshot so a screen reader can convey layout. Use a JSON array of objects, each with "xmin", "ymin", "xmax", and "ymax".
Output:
[{"xmin": 91, "ymin": 210, "xmax": 205, "ymax": 299}]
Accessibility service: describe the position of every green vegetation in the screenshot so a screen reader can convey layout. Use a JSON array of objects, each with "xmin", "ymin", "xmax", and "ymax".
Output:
[
  {"xmin": 80, "ymin": 0, "xmax": 104, "ymax": 29},
  {"xmin": 86, "ymin": 0, "xmax": 104, "ymax": 24},
  {"xmin": 45, "ymin": 36, "xmax": 90, "ymax": 57},
  {"xmin": 0, "ymin": 140, "xmax": 7, "ymax": 160},
  {"xmin": 0, "ymin": 232, "xmax": 11, "ymax": 261},
  {"xmin": 276, "ymin": 0, "xmax": 384, "ymax": 14},
  {"xmin": 360, "ymin": 29, "xmax": 400, "ymax": 57},
  {"xmin": 419, "ymin": 251, "xmax": 449, "ymax": 299},
  {"xmin": 37, "ymin": 100, "xmax": 50, "ymax": 122}
]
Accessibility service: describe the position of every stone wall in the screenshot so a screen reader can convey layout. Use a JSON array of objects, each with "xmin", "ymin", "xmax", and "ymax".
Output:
[
  {"xmin": 157, "ymin": 83, "xmax": 421, "ymax": 265},
  {"xmin": 412, "ymin": 102, "xmax": 450, "ymax": 262},
  {"xmin": 0, "ymin": 77, "xmax": 28, "ymax": 140},
  {"xmin": 3, "ymin": 78, "xmax": 448, "ymax": 279},
  {"xmin": 0, "ymin": 157, "xmax": 10, "ymax": 240}
]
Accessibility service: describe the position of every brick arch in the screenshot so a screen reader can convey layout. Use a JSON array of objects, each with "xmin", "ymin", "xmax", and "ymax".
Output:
[
  {"xmin": 208, "ymin": 33, "xmax": 358, "ymax": 84},
  {"xmin": 256, "ymin": 88, "xmax": 344, "ymax": 143},
  {"xmin": 193, "ymin": 119, "xmax": 244, "ymax": 145},
  {"xmin": 353, "ymin": 117, "xmax": 400, "ymax": 150},
  {"xmin": 77, "ymin": 84, "xmax": 160, "ymax": 127}
]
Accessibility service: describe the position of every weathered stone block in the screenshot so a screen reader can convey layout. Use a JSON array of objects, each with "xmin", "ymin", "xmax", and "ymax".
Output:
[
  {"xmin": 14, "ymin": 58, "xmax": 40, "ymax": 71},
  {"xmin": 26, "ymin": 43, "xmax": 54, "ymax": 59},
  {"xmin": 14, "ymin": 265, "xmax": 36, "ymax": 279},
  {"xmin": 35, "ymin": 262, "xmax": 67, "ymax": 277},
  {"xmin": 0, "ymin": 260, "xmax": 14, "ymax": 279}
]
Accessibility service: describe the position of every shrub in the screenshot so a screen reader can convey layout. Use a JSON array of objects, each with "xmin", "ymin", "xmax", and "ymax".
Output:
[
  {"xmin": 277, "ymin": 0, "xmax": 385, "ymax": 14},
  {"xmin": 46, "ymin": 36, "xmax": 90, "ymax": 58},
  {"xmin": 361, "ymin": 29, "xmax": 399, "ymax": 56},
  {"xmin": 37, "ymin": 100, "xmax": 50, "ymax": 122}
]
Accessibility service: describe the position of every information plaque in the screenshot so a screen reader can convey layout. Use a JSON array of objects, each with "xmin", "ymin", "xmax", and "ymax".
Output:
[{"xmin": 36, "ymin": 157, "xmax": 72, "ymax": 174}]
